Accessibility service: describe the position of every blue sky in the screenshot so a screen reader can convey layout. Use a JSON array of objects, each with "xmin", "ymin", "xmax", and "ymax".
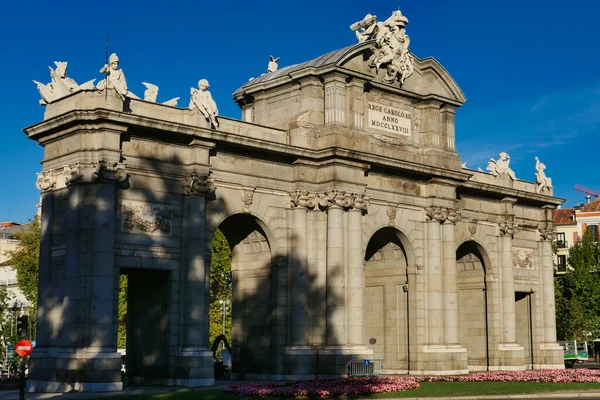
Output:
[{"xmin": 1, "ymin": 0, "xmax": 598, "ymax": 223}]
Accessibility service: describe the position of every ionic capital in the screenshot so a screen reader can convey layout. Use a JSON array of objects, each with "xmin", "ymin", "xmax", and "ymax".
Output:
[
  {"xmin": 445, "ymin": 208, "xmax": 461, "ymax": 224},
  {"xmin": 539, "ymin": 227, "xmax": 557, "ymax": 241},
  {"xmin": 499, "ymin": 221, "xmax": 518, "ymax": 237},
  {"xmin": 288, "ymin": 191, "xmax": 317, "ymax": 210},
  {"xmin": 182, "ymin": 172, "xmax": 215, "ymax": 195},
  {"xmin": 317, "ymin": 190, "xmax": 369, "ymax": 211},
  {"xmin": 424, "ymin": 206, "xmax": 448, "ymax": 223},
  {"xmin": 63, "ymin": 160, "xmax": 127, "ymax": 186}
]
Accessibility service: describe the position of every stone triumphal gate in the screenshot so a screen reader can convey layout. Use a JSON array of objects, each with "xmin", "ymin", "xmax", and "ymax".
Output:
[{"xmin": 25, "ymin": 9, "xmax": 564, "ymax": 392}]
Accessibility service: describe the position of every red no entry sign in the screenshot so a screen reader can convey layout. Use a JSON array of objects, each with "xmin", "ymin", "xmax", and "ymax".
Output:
[{"xmin": 15, "ymin": 339, "xmax": 33, "ymax": 357}]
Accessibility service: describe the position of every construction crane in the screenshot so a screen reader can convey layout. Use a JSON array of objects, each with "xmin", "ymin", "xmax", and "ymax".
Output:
[{"xmin": 574, "ymin": 184, "xmax": 600, "ymax": 203}]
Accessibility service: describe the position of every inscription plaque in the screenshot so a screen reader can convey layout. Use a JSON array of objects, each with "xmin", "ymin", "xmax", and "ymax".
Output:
[{"xmin": 367, "ymin": 102, "xmax": 412, "ymax": 137}]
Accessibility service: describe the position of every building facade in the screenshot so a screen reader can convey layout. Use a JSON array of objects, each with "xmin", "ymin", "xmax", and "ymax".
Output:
[
  {"xmin": 24, "ymin": 10, "xmax": 565, "ymax": 392},
  {"xmin": 0, "ymin": 222, "xmax": 32, "ymax": 310}
]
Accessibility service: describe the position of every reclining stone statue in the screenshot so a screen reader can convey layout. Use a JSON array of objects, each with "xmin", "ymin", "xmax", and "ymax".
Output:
[{"xmin": 33, "ymin": 61, "xmax": 95, "ymax": 105}]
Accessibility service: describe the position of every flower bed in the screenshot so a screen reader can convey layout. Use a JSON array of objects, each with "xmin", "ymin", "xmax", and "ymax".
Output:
[
  {"xmin": 222, "ymin": 376, "xmax": 420, "ymax": 397},
  {"xmin": 222, "ymin": 369, "xmax": 600, "ymax": 397},
  {"xmin": 416, "ymin": 369, "xmax": 600, "ymax": 383}
]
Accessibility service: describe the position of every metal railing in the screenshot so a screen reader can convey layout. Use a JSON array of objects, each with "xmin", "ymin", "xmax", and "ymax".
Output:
[{"xmin": 348, "ymin": 359, "xmax": 384, "ymax": 377}]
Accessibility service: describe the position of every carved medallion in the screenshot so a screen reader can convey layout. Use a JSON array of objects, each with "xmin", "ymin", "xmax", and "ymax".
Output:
[{"xmin": 36, "ymin": 171, "xmax": 55, "ymax": 191}]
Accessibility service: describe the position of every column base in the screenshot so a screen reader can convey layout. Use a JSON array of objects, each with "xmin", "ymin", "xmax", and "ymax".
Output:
[
  {"xmin": 27, "ymin": 347, "xmax": 122, "ymax": 393},
  {"xmin": 533, "ymin": 343, "xmax": 565, "ymax": 370},
  {"xmin": 285, "ymin": 346, "xmax": 318, "ymax": 378},
  {"xmin": 284, "ymin": 345, "xmax": 374, "ymax": 377},
  {"xmin": 170, "ymin": 347, "xmax": 215, "ymax": 386},
  {"xmin": 490, "ymin": 343, "xmax": 525, "ymax": 370},
  {"xmin": 410, "ymin": 345, "xmax": 468, "ymax": 375}
]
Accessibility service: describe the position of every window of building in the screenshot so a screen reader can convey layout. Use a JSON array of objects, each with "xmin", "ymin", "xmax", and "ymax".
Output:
[
  {"xmin": 588, "ymin": 225, "xmax": 599, "ymax": 240},
  {"xmin": 556, "ymin": 232, "xmax": 566, "ymax": 248},
  {"xmin": 556, "ymin": 255, "xmax": 567, "ymax": 273}
]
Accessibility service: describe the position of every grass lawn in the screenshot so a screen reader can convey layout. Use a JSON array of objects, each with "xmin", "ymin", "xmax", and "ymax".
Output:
[{"xmin": 85, "ymin": 382, "xmax": 600, "ymax": 400}]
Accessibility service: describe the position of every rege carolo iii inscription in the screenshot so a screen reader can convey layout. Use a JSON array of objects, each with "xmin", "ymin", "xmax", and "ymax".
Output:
[{"xmin": 368, "ymin": 102, "xmax": 411, "ymax": 136}]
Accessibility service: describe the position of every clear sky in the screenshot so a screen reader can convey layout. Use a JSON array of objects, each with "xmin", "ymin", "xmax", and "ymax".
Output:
[{"xmin": 1, "ymin": 0, "xmax": 598, "ymax": 223}]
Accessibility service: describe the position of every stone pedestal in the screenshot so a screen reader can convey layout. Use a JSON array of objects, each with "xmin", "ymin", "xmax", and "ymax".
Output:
[
  {"xmin": 493, "ymin": 344, "xmax": 526, "ymax": 370},
  {"xmin": 27, "ymin": 348, "xmax": 122, "ymax": 393},
  {"xmin": 171, "ymin": 348, "xmax": 215, "ymax": 387},
  {"xmin": 413, "ymin": 346, "xmax": 468, "ymax": 375}
]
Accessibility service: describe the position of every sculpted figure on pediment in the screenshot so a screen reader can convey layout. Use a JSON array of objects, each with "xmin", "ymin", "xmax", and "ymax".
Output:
[
  {"xmin": 33, "ymin": 61, "xmax": 95, "ymax": 105},
  {"xmin": 267, "ymin": 56, "xmax": 280, "ymax": 73},
  {"xmin": 487, "ymin": 152, "xmax": 516, "ymax": 180},
  {"xmin": 96, "ymin": 53, "xmax": 138, "ymax": 100},
  {"xmin": 534, "ymin": 156, "xmax": 552, "ymax": 194},
  {"xmin": 190, "ymin": 79, "xmax": 219, "ymax": 128},
  {"xmin": 350, "ymin": 9, "xmax": 414, "ymax": 86}
]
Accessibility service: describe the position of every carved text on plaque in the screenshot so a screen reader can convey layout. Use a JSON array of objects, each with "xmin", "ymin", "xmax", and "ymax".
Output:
[{"xmin": 367, "ymin": 102, "xmax": 411, "ymax": 136}]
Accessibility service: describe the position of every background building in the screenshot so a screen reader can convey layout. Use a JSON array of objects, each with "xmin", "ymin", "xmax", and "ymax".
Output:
[
  {"xmin": 0, "ymin": 222, "xmax": 31, "ymax": 310},
  {"xmin": 552, "ymin": 197, "xmax": 600, "ymax": 274}
]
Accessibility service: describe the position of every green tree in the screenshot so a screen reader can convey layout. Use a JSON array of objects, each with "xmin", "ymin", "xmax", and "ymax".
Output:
[
  {"xmin": 0, "ymin": 286, "xmax": 20, "ymax": 372},
  {"xmin": 5, "ymin": 215, "xmax": 40, "ymax": 338},
  {"xmin": 209, "ymin": 229, "xmax": 232, "ymax": 353},
  {"xmin": 555, "ymin": 229, "xmax": 600, "ymax": 341},
  {"xmin": 117, "ymin": 275, "xmax": 128, "ymax": 350}
]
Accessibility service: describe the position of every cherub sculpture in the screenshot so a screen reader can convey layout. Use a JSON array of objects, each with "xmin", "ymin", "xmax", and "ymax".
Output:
[
  {"xmin": 267, "ymin": 56, "xmax": 280, "ymax": 73},
  {"xmin": 534, "ymin": 156, "xmax": 552, "ymax": 194},
  {"xmin": 96, "ymin": 53, "xmax": 137, "ymax": 100},
  {"xmin": 189, "ymin": 79, "xmax": 219, "ymax": 128},
  {"xmin": 33, "ymin": 61, "xmax": 95, "ymax": 105},
  {"xmin": 487, "ymin": 152, "xmax": 516, "ymax": 180}
]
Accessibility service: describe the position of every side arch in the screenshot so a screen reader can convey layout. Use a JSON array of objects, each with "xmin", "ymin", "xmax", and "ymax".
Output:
[
  {"xmin": 363, "ymin": 226, "xmax": 414, "ymax": 373},
  {"xmin": 456, "ymin": 240, "xmax": 491, "ymax": 371},
  {"xmin": 208, "ymin": 212, "xmax": 279, "ymax": 377}
]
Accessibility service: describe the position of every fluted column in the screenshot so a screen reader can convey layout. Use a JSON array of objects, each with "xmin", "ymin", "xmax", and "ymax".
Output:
[
  {"xmin": 499, "ymin": 222, "xmax": 517, "ymax": 344},
  {"xmin": 326, "ymin": 205, "xmax": 345, "ymax": 345},
  {"xmin": 182, "ymin": 173, "xmax": 215, "ymax": 347},
  {"xmin": 539, "ymin": 228, "xmax": 558, "ymax": 343},
  {"xmin": 318, "ymin": 190, "xmax": 355, "ymax": 345},
  {"xmin": 425, "ymin": 207, "xmax": 445, "ymax": 346},
  {"xmin": 442, "ymin": 209, "xmax": 460, "ymax": 346},
  {"xmin": 347, "ymin": 194, "xmax": 369, "ymax": 346},
  {"xmin": 289, "ymin": 191, "xmax": 315, "ymax": 346}
]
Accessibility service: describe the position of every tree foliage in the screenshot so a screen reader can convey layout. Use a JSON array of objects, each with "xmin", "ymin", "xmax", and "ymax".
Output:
[
  {"xmin": 0, "ymin": 286, "xmax": 20, "ymax": 372},
  {"xmin": 555, "ymin": 229, "xmax": 600, "ymax": 341},
  {"xmin": 118, "ymin": 275, "xmax": 128, "ymax": 350},
  {"xmin": 209, "ymin": 229, "xmax": 232, "ymax": 353},
  {"xmin": 6, "ymin": 215, "xmax": 40, "ymax": 307},
  {"xmin": 5, "ymin": 215, "xmax": 40, "ymax": 338}
]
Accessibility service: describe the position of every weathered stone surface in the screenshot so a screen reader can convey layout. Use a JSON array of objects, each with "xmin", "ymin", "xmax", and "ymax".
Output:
[{"xmin": 25, "ymin": 30, "xmax": 564, "ymax": 392}]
